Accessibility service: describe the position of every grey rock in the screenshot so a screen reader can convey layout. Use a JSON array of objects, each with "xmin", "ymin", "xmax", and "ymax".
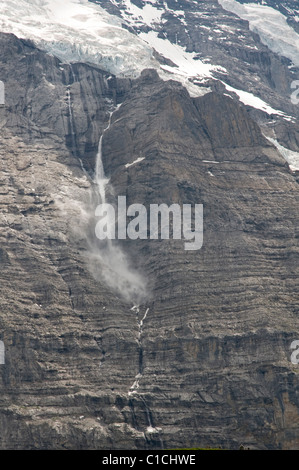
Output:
[{"xmin": 0, "ymin": 27, "xmax": 298, "ymax": 451}]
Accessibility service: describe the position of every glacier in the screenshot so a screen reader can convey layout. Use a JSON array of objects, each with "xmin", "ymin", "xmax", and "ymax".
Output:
[
  {"xmin": 0, "ymin": 0, "xmax": 220, "ymax": 96},
  {"xmin": 219, "ymin": 0, "xmax": 299, "ymax": 67},
  {"xmin": 0, "ymin": 0, "xmax": 158, "ymax": 77}
]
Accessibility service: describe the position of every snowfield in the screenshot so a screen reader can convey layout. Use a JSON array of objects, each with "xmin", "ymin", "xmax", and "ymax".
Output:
[{"xmin": 139, "ymin": 30, "xmax": 226, "ymax": 78}]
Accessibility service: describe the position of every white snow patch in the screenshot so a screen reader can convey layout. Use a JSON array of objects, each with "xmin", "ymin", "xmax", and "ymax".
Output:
[
  {"xmin": 125, "ymin": 157, "xmax": 145, "ymax": 168},
  {"xmin": 121, "ymin": 0, "xmax": 163, "ymax": 27},
  {"xmin": 219, "ymin": 0, "xmax": 299, "ymax": 66},
  {"xmin": 140, "ymin": 30, "xmax": 226, "ymax": 78},
  {"xmin": 223, "ymin": 82, "xmax": 292, "ymax": 117},
  {"xmin": 147, "ymin": 426, "xmax": 158, "ymax": 433}
]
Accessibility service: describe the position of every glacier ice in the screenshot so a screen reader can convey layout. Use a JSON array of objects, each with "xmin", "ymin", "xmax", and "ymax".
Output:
[
  {"xmin": 219, "ymin": 0, "xmax": 299, "ymax": 66},
  {"xmin": 0, "ymin": 0, "xmax": 157, "ymax": 76}
]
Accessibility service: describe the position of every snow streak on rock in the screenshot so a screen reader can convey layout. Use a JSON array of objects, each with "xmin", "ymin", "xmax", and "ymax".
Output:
[
  {"xmin": 223, "ymin": 82, "xmax": 293, "ymax": 118},
  {"xmin": 266, "ymin": 136, "xmax": 299, "ymax": 172}
]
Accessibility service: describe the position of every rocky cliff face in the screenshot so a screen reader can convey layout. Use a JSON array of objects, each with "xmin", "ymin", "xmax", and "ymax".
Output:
[
  {"xmin": 0, "ymin": 1, "xmax": 299, "ymax": 451},
  {"xmin": 102, "ymin": 69, "xmax": 299, "ymax": 449}
]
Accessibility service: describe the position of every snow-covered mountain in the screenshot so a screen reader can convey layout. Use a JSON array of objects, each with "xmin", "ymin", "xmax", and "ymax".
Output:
[
  {"xmin": 0, "ymin": 2, "xmax": 296, "ymax": 98},
  {"xmin": 1, "ymin": 0, "xmax": 299, "ymax": 168}
]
